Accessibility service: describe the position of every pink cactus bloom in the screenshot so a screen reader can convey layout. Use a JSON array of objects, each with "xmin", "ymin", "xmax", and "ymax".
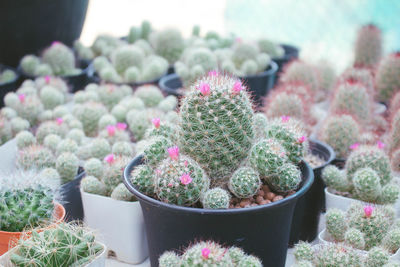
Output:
[
  {"xmin": 155, "ymin": 169, "xmax": 161, "ymax": 175},
  {"xmin": 168, "ymin": 146, "xmax": 180, "ymax": 160},
  {"xmin": 232, "ymin": 81, "xmax": 243, "ymax": 95},
  {"xmin": 184, "ymin": 160, "xmax": 188, "ymax": 167},
  {"xmin": 198, "ymin": 82, "xmax": 211, "ymax": 96},
  {"xmin": 235, "ymin": 37, "xmax": 242, "ymax": 43},
  {"xmin": 202, "ymin": 248, "xmax": 210, "ymax": 259},
  {"xmin": 298, "ymin": 136, "xmax": 307, "ymax": 143},
  {"xmin": 18, "ymin": 94, "xmax": 25, "ymax": 103},
  {"xmin": 208, "ymin": 70, "xmax": 218, "ymax": 77},
  {"xmin": 104, "ymin": 154, "xmax": 115, "ymax": 164},
  {"xmin": 180, "ymin": 173, "xmax": 192, "ymax": 185},
  {"xmin": 107, "ymin": 125, "xmax": 116, "ymax": 136},
  {"xmin": 168, "ymin": 183, "xmax": 173, "ymax": 187},
  {"xmin": 377, "ymin": 140, "xmax": 385, "ymax": 149},
  {"xmin": 116, "ymin": 122, "xmax": 127, "ymax": 131},
  {"xmin": 51, "ymin": 41, "xmax": 61, "ymax": 46},
  {"xmin": 350, "ymin": 143, "xmax": 360, "ymax": 150},
  {"xmin": 152, "ymin": 118, "xmax": 161, "ymax": 129},
  {"xmin": 56, "ymin": 117, "xmax": 63, "ymax": 125},
  {"xmin": 364, "ymin": 205, "xmax": 374, "ymax": 218},
  {"xmin": 44, "ymin": 76, "xmax": 51, "ymax": 84},
  {"xmin": 281, "ymin": 115, "xmax": 290, "ymax": 123}
]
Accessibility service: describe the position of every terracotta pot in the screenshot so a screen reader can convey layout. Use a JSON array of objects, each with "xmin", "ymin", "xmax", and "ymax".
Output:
[{"xmin": 0, "ymin": 202, "xmax": 65, "ymax": 255}]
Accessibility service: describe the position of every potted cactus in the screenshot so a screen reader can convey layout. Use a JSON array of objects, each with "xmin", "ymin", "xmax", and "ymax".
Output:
[
  {"xmin": 354, "ymin": 24, "xmax": 382, "ymax": 69},
  {"xmin": 19, "ymin": 42, "xmax": 90, "ymax": 92},
  {"xmin": 318, "ymin": 204, "xmax": 400, "ymax": 262},
  {"xmin": 0, "ymin": 65, "xmax": 19, "ymax": 108},
  {"xmin": 159, "ymin": 240, "xmax": 262, "ymax": 267},
  {"xmin": 0, "ymin": 170, "xmax": 65, "ymax": 254},
  {"xmin": 124, "ymin": 73, "xmax": 313, "ymax": 266},
  {"xmin": 0, "ymin": 223, "xmax": 106, "ymax": 266},
  {"xmin": 322, "ymin": 144, "xmax": 399, "ymax": 211}
]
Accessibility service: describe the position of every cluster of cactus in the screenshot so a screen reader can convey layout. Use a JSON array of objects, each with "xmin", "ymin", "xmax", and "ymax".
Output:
[
  {"xmin": 322, "ymin": 145, "xmax": 399, "ymax": 204},
  {"xmin": 149, "ymin": 28, "xmax": 185, "ymax": 64},
  {"xmin": 130, "ymin": 74, "xmax": 307, "ymax": 209},
  {"xmin": 257, "ymin": 38, "xmax": 284, "ymax": 58},
  {"xmin": 0, "ymin": 68, "xmax": 17, "ymax": 84},
  {"xmin": 375, "ymin": 52, "xmax": 400, "ymax": 103},
  {"xmin": 0, "ymin": 170, "xmax": 59, "ymax": 232},
  {"xmin": 188, "ymin": 27, "xmax": 235, "ymax": 50},
  {"xmin": 325, "ymin": 203, "xmax": 400, "ymax": 253},
  {"xmin": 339, "ymin": 67, "xmax": 374, "ymax": 95},
  {"xmin": 127, "ymin": 20, "xmax": 153, "ymax": 43},
  {"xmin": 159, "ymin": 240, "xmax": 262, "ymax": 267},
  {"xmin": 20, "ymin": 42, "xmax": 81, "ymax": 77},
  {"xmin": 314, "ymin": 59, "xmax": 337, "ymax": 94},
  {"xmin": 354, "ymin": 24, "xmax": 382, "ymax": 68},
  {"xmin": 10, "ymin": 223, "xmax": 104, "ymax": 266}
]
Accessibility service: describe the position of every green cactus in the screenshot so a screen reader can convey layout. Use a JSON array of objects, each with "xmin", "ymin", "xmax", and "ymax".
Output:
[
  {"xmin": 111, "ymin": 183, "xmax": 135, "ymax": 201},
  {"xmin": 181, "ymin": 241, "xmax": 235, "ymax": 266},
  {"xmin": 73, "ymin": 101, "xmax": 108, "ymax": 137},
  {"xmin": 268, "ymin": 162, "xmax": 302, "ymax": 194},
  {"xmin": 66, "ymin": 128, "xmax": 85, "ymax": 144},
  {"xmin": 81, "ymin": 176, "xmax": 107, "ymax": 196},
  {"xmin": 43, "ymin": 134, "xmax": 62, "ymax": 152},
  {"xmin": 378, "ymin": 183, "xmax": 400, "ymax": 204},
  {"xmin": 352, "ymin": 168, "xmax": 382, "ymax": 202},
  {"xmin": 365, "ymin": 247, "xmax": 390, "ymax": 267},
  {"xmin": 15, "ymin": 130, "xmax": 36, "ymax": 149},
  {"xmin": 56, "ymin": 152, "xmax": 79, "ymax": 183},
  {"xmin": 84, "ymin": 158, "xmax": 103, "ymax": 178},
  {"xmin": 344, "ymin": 228, "xmax": 365, "ymax": 250},
  {"xmin": 340, "ymin": 67, "xmax": 374, "ymax": 95},
  {"xmin": 326, "ymin": 208, "xmax": 347, "ymax": 241},
  {"xmin": 321, "ymin": 165, "xmax": 352, "ymax": 192},
  {"xmin": 130, "ymin": 163, "xmax": 155, "ymax": 196},
  {"xmin": 17, "ymin": 145, "xmax": 55, "ymax": 170},
  {"xmin": 354, "ymin": 24, "xmax": 382, "ymax": 68},
  {"xmin": 133, "ymin": 85, "xmax": 164, "ymax": 107},
  {"xmin": 88, "ymin": 138, "xmax": 111, "ymax": 160},
  {"xmin": 376, "ymin": 52, "xmax": 400, "ymax": 103},
  {"xmin": 42, "ymin": 42, "xmax": 78, "ymax": 76},
  {"xmin": 202, "ymin": 187, "xmax": 231, "ymax": 209},
  {"xmin": 112, "ymin": 141, "xmax": 135, "ymax": 157},
  {"xmin": 143, "ymin": 136, "xmax": 172, "ymax": 167},
  {"xmin": 314, "ymin": 243, "xmax": 362, "ymax": 267},
  {"xmin": 20, "ymin": 55, "xmax": 41, "ymax": 75},
  {"xmin": 257, "ymin": 39, "xmax": 284, "ymax": 58},
  {"xmin": 383, "ymin": 228, "xmax": 400, "ymax": 254},
  {"xmin": 294, "ymin": 242, "xmax": 314, "ymax": 262},
  {"xmin": 159, "ymin": 252, "xmax": 181, "ymax": 267},
  {"xmin": 150, "ymin": 28, "xmax": 184, "ymax": 64},
  {"xmin": 229, "ymin": 167, "xmax": 261, "ymax": 198},
  {"xmin": 101, "ymin": 155, "xmax": 129, "ymax": 194},
  {"xmin": 265, "ymin": 91, "xmax": 307, "ymax": 121},
  {"xmin": 39, "ymin": 86, "xmax": 65, "ymax": 110},
  {"xmin": 56, "ymin": 138, "xmax": 78, "ymax": 155}
]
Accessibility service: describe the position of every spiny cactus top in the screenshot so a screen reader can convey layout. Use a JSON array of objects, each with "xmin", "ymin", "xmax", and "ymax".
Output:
[
  {"xmin": 179, "ymin": 74, "xmax": 254, "ymax": 179},
  {"xmin": 354, "ymin": 24, "xmax": 382, "ymax": 68},
  {"xmin": 376, "ymin": 52, "xmax": 400, "ymax": 103}
]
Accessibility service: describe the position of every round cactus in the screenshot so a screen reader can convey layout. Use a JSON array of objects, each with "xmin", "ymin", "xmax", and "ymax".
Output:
[
  {"xmin": 180, "ymin": 75, "xmax": 254, "ymax": 179},
  {"xmin": 111, "ymin": 45, "xmax": 144, "ymax": 75},
  {"xmin": 98, "ymin": 114, "xmax": 117, "ymax": 130},
  {"xmin": 15, "ymin": 130, "xmax": 36, "ymax": 149},
  {"xmin": 133, "ymin": 85, "xmax": 164, "ymax": 107},
  {"xmin": 150, "ymin": 28, "xmax": 184, "ymax": 64},
  {"xmin": 14, "ymin": 94, "xmax": 44, "ymax": 125},
  {"xmin": 340, "ymin": 67, "xmax": 374, "ymax": 95},
  {"xmin": 159, "ymin": 251, "xmax": 181, "ymax": 267},
  {"xmin": 314, "ymin": 243, "xmax": 362, "ymax": 267},
  {"xmin": 143, "ymin": 136, "xmax": 172, "ymax": 167},
  {"xmin": 56, "ymin": 152, "xmax": 79, "ymax": 183},
  {"xmin": 88, "ymin": 138, "xmax": 111, "ymax": 159},
  {"xmin": 228, "ymin": 246, "xmax": 246, "ymax": 265},
  {"xmin": 35, "ymin": 120, "xmax": 68, "ymax": 143},
  {"xmin": 365, "ymin": 247, "xmax": 390, "ymax": 267},
  {"xmin": 294, "ymin": 242, "xmax": 314, "ymax": 262},
  {"xmin": 383, "ymin": 228, "xmax": 400, "ymax": 254},
  {"xmin": 42, "ymin": 42, "xmax": 76, "ymax": 75},
  {"xmin": 10, "ymin": 117, "xmax": 30, "ymax": 135},
  {"xmin": 1, "ymin": 107, "xmax": 17, "ymax": 120},
  {"xmin": 112, "ymin": 141, "xmax": 135, "ymax": 157},
  {"xmin": 20, "ymin": 55, "xmax": 40, "ymax": 75},
  {"xmin": 56, "ymin": 138, "xmax": 78, "ymax": 155},
  {"xmin": 126, "ymin": 109, "xmax": 151, "ymax": 140},
  {"xmin": 130, "ymin": 164, "xmax": 155, "ymax": 196},
  {"xmin": 99, "ymin": 124, "xmax": 130, "ymax": 145},
  {"xmin": 376, "ymin": 52, "xmax": 400, "ymax": 103},
  {"xmin": 265, "ymin": 91, "xmax": 308, "ymax": 121},
  {"xmin": 378, "ymin": 183, "xmax": 400, "ymax": 204},
  {"xmin": 81, "ymin": 176, "xmax": 107, "ymax": 196},
  {"xmin": 228, "ymin": 167, "xmax": 261, "ymax": 198},
  {"xmin": 111, "ymin": 183, "xmax": 135, "ymax": 201},
  {"xmin": 180, "ymin": 241, "xmax": 233, "ymax": 266},
  {"xmin": 158, "ymin": 95, "xmax": 178, "ymax": 112},
  {"xmin": 268, "ymin": 162, "xmax": 301, "ymax": 194},
  {"xmin": 354, "ymin": 24, "xmax": 382, "ymax": 68},
  {"xmin": 326, "ymin": 208, "xmax": 347, "ymax": 241},
  {"xmin": 344, "ymin": 228, "xmax": 365, "ymax": 250},
  {"xmin": 321, "ymin": 165, "xmax": 352, "ymax": 192},
  {"xmin": 237, "ymin": 255, "xmax": 262, "ymax": 267},
  {"xmin": 66, "ymin": 128, "xmax": 85, "ymax": 144},
  {"xmin": 39, "ymin": 86, "xmax": 65, "ymax": 109},
  {"xmin": 257, "ymin": 39, "xmax": 284, "ymax": 58},
  {"xmin": 43, "ymin": 134, "xmax": 62, "ymax": 152},
  {"xmin": 144, "ymin": 119, "xmax": 176, "ymax": 141},
  {"xmin": 84, "ymin": 158, "xmax": 103, "ymax": 178},
  {"xmin": 17, "ymin": 145, "xmax": 55, "ymax": 170},
  {"xmin": 111, "ymin": 105, "xmax": 128, "ymax": 122},
  {"xmin": 201, "ymin": 187, "xmax": 231, "ymax": 209},
  {"xmin": 39, "ymin": 168, "xmax": 60, "ymax": 181},
  {"xmin": 73, "ymin": 102, "xmax": 108, "ymax": 137},
  {"xmin": 352, "ymin": 167, "xmax": 382, "ymax": 202},
  {"xmin": 253, "ymin": 113, "xmax": 268, "ymax": 139},
  {"xmin": 319, "ymin": 114, "xmax": 360, "ymax": 158},
  {"xmin": 101, "ymin": 155, "xmax": 129, "ymax": 193}
]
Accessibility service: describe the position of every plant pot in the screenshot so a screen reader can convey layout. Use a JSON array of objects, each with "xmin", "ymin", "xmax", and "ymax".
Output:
[
  {"xmin": 81, "ymin": 190, "xmax": 148, "ymax": 264},
  {"xmin": 60, "ymin": 170, "xmax": 85, "ymax": 222},
  {"xmin": 0, "ymin": 65, "xmax": 20, "ymax": 108},
  {"xmin": 0, "ymin": 203, "xmax": 65, "ymax": 255},
  {"xmin": 158, "ymin": 73, "xmax": 183, "ymax": 97},
  {"xmin": 318, "ymin": 229, "xmax": 400, "ymax": 260},
  {"xmin": 0, "ymin": 0, "xmax": 89, "ymax": 67},
  {"xmin": 123, "ymin": 155, "xmax": 314, "ymax": 267},
  {"xmin": 273, "ymin": 44, "xmax": 299, "ymax": 77},
  {"xmin": 0, "ymin": 242, "xmax": 107, "ymax": 267},
  {"xmin": 289, "ymin": 139, "xmax": 335, "ymax": 246}
]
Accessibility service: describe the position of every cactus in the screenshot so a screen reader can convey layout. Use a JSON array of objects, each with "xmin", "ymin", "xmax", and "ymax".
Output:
[
  {"xmin": 319, "ymin": 114, "xmax": 360, "ymax": 158},
  {"xmin": 10, "ymin": 117, "xmax": 30, "ymax": 135},
  {"xmin": 84, "ymin": 158, "xmax": 103, "ymax": 178},
  {"xmin": 88, "ymin": 138, "xmax": 111, "ymax": 159},
  {"xmin": 15, "ymin": 130, "xmax": 36, "ymax": 149},
  {"xmin": 98, "ymin": 114, "xmax": 117, "ymax": 130},
  {"xmin": 126, "ymin": 109, "xmax": 151, "ymax": 140},
  {"xmin": 133, "ymin": 85, "xmax": 164, "ymax": 107},
  {"xmin": 253, "ymin": 113, "xmax": 268, "ymax": 139},
  {"xmin": 315, "ymin": 60, "xmax": 336, "ymax": 94},
  {"xmin": 1, "ymin": 107, "xmax": 17, "ymax": 120},
  {"xmin": 112, "ymin": 141, "xmax": 135, "ymax": 157},
  {"xmin": 378, "ymin": 183, "xmax": 400, "ymax": 204},
  {"xmin": 74, "ymin": 101, "xmax": 108, "ymax": 136},
  {"xmin": 130, "ymin": 163, "xmax": 155, "ymax": 196},
  {"xmin": 56, "ymin": 152, "xmax": 79, "ymax": 183},
  {"xmin": 330, "ymin": 80, "xmax": 371, "ymax": 124},
  {"xmin": 376, "ymin": 52, "xmax": 400, "ymax": 103},
  {"xmin": 99, "ymin": 124, "xmax": 130, "ymax": 145},
  {"xmin": 97, "ymin": 84, "xmax": 131, "ymax": 110},
  {"xmin": 326, "ymin": 208, "xmax": 347, "ymax": 241},
  {"xmin": 150, "ymin": 28, "xmax": 184, "ymax": 64},
  {"xmin": 314, "ymin": 243, "xmax": 362, "ymax": 267},
  {"xmin": 383, "ymin": 228, "xmax": 400, "ymax": 254},
  {"xmin": 0, "ymin": 69, "xmax": 17, "ymax": 84},
  {"xmin": 42, "ymin": 42, "xmax": 78, "ymax": 76},
  {"xmin": 294, "ymin": 242, "xmax": 314, "ymax": 262},
  {"xmin": 158, "ymin": 95, "xmax": 178, "ymax": 112},
  {"xmin": 81, "ymin": 176, "xmax": 107, "ymax": 196},
  {"xmin": 56, "ymin": 138, "xmax": 78, "ymax": 155},
  {"xmin": 43, "ymin": 134, "xmax": 62, "ymax": 152},
  {"xmin": 340, "ymin": 67, "xmax": 374, "ymax": 95},
  {"xmin": 10, "ymin": 223, "xmax": 103, "ymax": 266},
  {"xmin": 159, "ymin": 251, "xmax": 181, "ymax": 267},
  {"xmin": 20, "ymin": 55, "xmax": 40, "ymax": 75},
  {"xmin": 231, "ymin": 42, "xmax": 270, "ymax": 76},
  {"xmin": 365, "ymin": 247, "xmax": 390, "ymax": 267},
  {"xmin": 389, "ymin": 109, "xmax": 400, "ymax": 153},
  {"xmin": 0, "ymin": 115, "xmax": 12, "ymax": 145},
  {"xmin": 143, "ymin": 136, "xmax": 172, "ymax": 167},
  {"xmin": 180, "ymin": 75, "xmax": 254, "ymax": 179},
  {"xmin": 17, "ymin": 145, "xmax": 55, "ymax": 170},
  {"xmin": 39, "ymin": 85, "xmax": 65, "ymax": 109},
  {"xmin": 352, "ymin": 167, "xmax": 382, "ymax": 202},
  {"xmin": 155, "ymin": 146, "xmax": 209, "ymax": 206},
  {"xmin": 354, "ymin": 24, "xmax": 382, "ymax": 68},
  {"xmin": 202, "ymin": 187, "xmax": 231, "ymax": 209},
  {"xmin": 269, "ymin": 163, "xmax": 302, "ymax": 194},
  {"xmin": 229, "ymin": 167, "xmax": 261, "ymax": 198},
  {"xmin": 321, "ymin": 165, "xmax": 352, "ymax": 192},
  {"xmin": 101, "ymin": 155, "xmax": 129, "ymax": 193},
  {"xmin": 14, "ymin": 94, "xmax": 44, "ymax": 125},
  {"xmin": 73, "ymin": 40, "xmax": 95, "ymax": 60},
  {"xmin": 39, "ymin": 168, "xmax": 60, "ymax": 181},
  {"xmin": 265, "ymin": 91, "xmax": 308, "ymax": 121},
  {"xmin": 144, "ymin": 118, "xmax": 176, "ymax": 141},
  {"xmin": 257, "ymin": 39, "xmax": 284, "ymax": 58},
  {"xmin": 344, "ymin": 228, "xmax": 365, "ymax": 250},
  {"xmin": 111, "ymin": 183, "xmax": 135, "ymax": 201},
  {"xmin": 36, "ymin": 120, "xmax": 68, "ymax": 143},
  {"xmin": 66, "ymin": 128, "xmax": 85, "ymax": 144},
  {"xmin": 111, "ymin": 105, "xmax": 128, "ymax": 122}
]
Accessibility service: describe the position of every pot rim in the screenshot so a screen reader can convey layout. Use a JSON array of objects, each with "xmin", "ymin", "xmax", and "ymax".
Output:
[
  {"xmin": 309, "ymin": 138, "xmax": 336, "ymax": 171},
  {"xmin": 0, "ymin": 64, "xmax": 20, "ymax": 86},
  {"xmin": 238, "ymin": 60, "xmax": 278, "ymax": 79},
  {"xmin": 273, "ymin": 44, "xmax": 299, "ymax": 61},
  {"xmin": 123, "ymin": 154, "xmax": 314, "ymax": 215}
]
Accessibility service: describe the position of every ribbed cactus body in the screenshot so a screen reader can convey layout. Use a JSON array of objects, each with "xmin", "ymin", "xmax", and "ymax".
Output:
[
  {"xmin": 42, "ymin": 42, "xmax": 76, "ymax": 75},
  {"xmin": 229, "ymin": 167, "xmax": 261, "ymax": 198},
  {"xmin": 354, "ymin": 24, "xmax": 382, "ymax": 68},
  {"xmin": 202, "ymin": 187, "xmax": 230, "ymax": 209},
  {"xmin": 376, "ymin": 53, "xmax": 400, "ymax": 103}
]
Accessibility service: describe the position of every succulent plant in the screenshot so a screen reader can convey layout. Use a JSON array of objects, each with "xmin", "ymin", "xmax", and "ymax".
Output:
[
  {"xmin": 365, "ymin": 247, "xmax": 390, "ymax": 267},
  {"xmin": 376, "ymin": 52, "xmax": 400, "ymax": 103},
  {"xmin": 130, "ymin": 164, "xmax": 155, "ymax": 196},
  {"xmin": 10, "ymin": 223, "xmax": 103, "ymax": 266},
  {"xmin": 15, "ymin": 130, "xmax": 36, "ymax": 149},
  {"xmin": 143, "ymin": 136, "xmax": 172, "ymax": 167},
  {"xmin": 229, "ymin": 167, "xmax": 261, "ymax": 198},
  {"xmin": 43, "ymin": 134, "xmax": 62, "ymax": 152},
  {"xmin": 66, "ymin": 128, "xmax": 85, "ymax": 144},
  {"xmin": 111, "ymin": 183, "xmax": 135, "ymax": 201},
  {"xmin": 352, "ymin": 167, "xmax": 382, "ymax": 202},
  {"xmin": 321, "ymin": 165, "xmax": 352, "ymax": 192},
  {"xmin": 112, "ymin": 141, "xmax": 135, "ymax": 157},
  {"xmin": 202, "ymin": 187, "xmax": 231, "ymax": 209},
  {"xmin": 264, "ymin": 90, "xmax": 308, "ymax": 122},
  {"xmin": 340, "ymin": 67, "xmax": 374, "ymax": 95},
  {"xmin": 73, "ymin": 40, "xmax": 95, "ymax": 60},
  {"xmin": 150, "ymin": 28, "xmax": 184, "ymax": 64},
  {"xmin": 81, "ymin": 175, "xmax": 107, "ymax": 196},
  {"xmin": 101, "ymin": 155, "xmax": 130, "ymax": 194},
  {"xmin": 294, "ymin": 242, "xmax": 314, "ymax": 262},
  {"xmin": 56, "ymin": 138, "xmax": 78, "ymax": 155},
  {"xmin": 39, "ymin": 85, "xmax": 65, "ymax": 110},
  {"xmin": 354, "ymin": 24, "xmax": 382, "ymax": 68},
  {"xmin": 17, "ymin": 145, "xmax": 55, "ymax": 170},
  {"xmin": 133, "ymin": 85, "xmax": 164, "ymax": 107},
  {"xmin": 314, "ymin": 243, "xmax": 362, "ymax": 267},
  {"xmin": 35, "ymin": 120, "xmax": 68, "ymax": 143},
  {"xmin": 257, "ymin": 39, "xmax": 284, "ymax": 58},
  {"xmin": 345, "ymin": 228, "xmax": 366, "ymax": 250},
  {"xmin": 56, "ymin": 152, "xmax": 79, "ymax": 183},
  {"xmin": 88, "ymin": 138, "xmax": 111, "ymax": 160},
  {"xmin": 127, "ymin": 20, "xmax": 152, "ymax": 43},
  {"xmin": 159, "ymin": 251, "xmax": 181, "ymax": 267},
  {"xmin": 73, "ymin": 101, "xmax": 108, "ymax": 137}
]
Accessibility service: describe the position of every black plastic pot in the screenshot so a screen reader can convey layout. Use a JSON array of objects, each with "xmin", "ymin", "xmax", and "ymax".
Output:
[
  {"xmin": 0, "ymin": 0, "xmax": 89, "ymax": 67},
  {"xmin": 123, "ymin": 155, "xmax": 314, "ymax": 267},
  {"xmin": 0, "ymin": 65, "xmax": 20, "ymax": 107},
  {"xmin": 158, "ymin": 73, "xmax": 183, "ymax": 97},
  {"xmin": 59, "ymin": 170, "xmax": 85, "ymax": 222},
  {"xmin": 289, "ymin": 139, "xmax": 335, "ymax": 246},
  {"xmin": 273, "ymin": 44, "xmax": 299, "ymax": 75}
]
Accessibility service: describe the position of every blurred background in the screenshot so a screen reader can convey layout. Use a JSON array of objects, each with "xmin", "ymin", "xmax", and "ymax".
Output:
[{"xmin": 80, "ymin": 0, "xmax": 400, "ymax": 72}]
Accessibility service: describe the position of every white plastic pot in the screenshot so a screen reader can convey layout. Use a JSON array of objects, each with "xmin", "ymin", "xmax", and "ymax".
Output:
[
  {"xmin": 319, "ymin": 229, "xmax": 400, "ymax": 260},
  {"xmin": 81, "ymin": 190, "xmax": 148, "ymax": 264},
  {"xmin": 0, "ymin": 243, "xmax": 107, "ymax": 267}
]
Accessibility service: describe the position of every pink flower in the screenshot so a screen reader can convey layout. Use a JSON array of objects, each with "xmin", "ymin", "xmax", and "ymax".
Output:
[
  {"xmin": 281, "ymin": 115, "xmax": 290, "ymax": 123},
  {"xmin": 168, "ymin": 146, "xmax": 180, "ymax": 160},
  {"xmin": 56, "ymin": 117, "xmax": 63, "ymax": 125},
  {"xmin": 107, "ymin": 125, "xmax": 116, "ymax": 136},
  {"xmin": 155, "ymin": 169, "xmax": 161, "ymax": 175},
  {"xmin": 364, "ymin": 205, "xmax": 374, "ymax": 218},
  {"xmin": 51, "ymin": 41, "xmax": 61, "ymax": 46},
  {"xmin": 208, "ymin": 70, "xmax": 218, "ymax": 77},
  {"xmin": 350, "ymin": 143, "xmax": 360, "ymax": 150},
  {"xmin": 168, "ymin": 183, "xmax": 173, "ymax": 187},
  {"xmin": 116, "ymin": 122, "xmax": 127, "ymax": 131},
  {"xmin": 232, "ymin": 81, "xmax": 243, "ymax": 95},
  {"xmin": 152, "ymin": 118, "xmax": 161, "ymax": 129},
  {"xmin": 297, "ymin": 136, "xmax": 307, "ymax": 143},
  {"xmin": 18, "ymin": 94, "xmax": 25, "ymax": 103},
  {"xmin": 180, "ymin": 173, "xmax": 192, "ymax": 185},
  {"xmin": 202, "ymin": 248, "xmax": 210, "ymax": 259},
  {"xmin": 235, "ymin": 37, "xmax": 242, "ymax": 43},
  {"xmin": 44, "ymin": 76, "xmax": 51, "ymax": 84},
  {"xmin": 184, "ymin": 160, "xmax": 188, "ymax": 167},
  {"xmin": 104, "ymin": 154, "xmax": 115, "ymax": 164},
  {"xmin": 198, "ymin": 82, "xmax": 210, "ymax": 96},
  {"xmin": 377, "ymin": 140, "xmax": 385, "ymax": 149}
]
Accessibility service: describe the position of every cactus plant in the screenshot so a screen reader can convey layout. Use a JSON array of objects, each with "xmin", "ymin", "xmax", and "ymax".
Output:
[
  {"xmin": 344, "ymin": 228, "xmax": 366, "ymax": 250},
  {"xmin": 130, "ymin": 164, "xmax": 155, "ymax": 196},
  {"xmin": 150, "ymin": 28, "xmax": 184, "ymax": 64},
  {"xmin": 17, "ymin": 145, "xmax": 55, "ymax": 170},
  {"xmin": 133, "ymin": 85, "xmax": 164, "ymax": 107},
  {"xmin": 15, "ymin": 130, "xmax": 36, "ymax": 149},
  {"xmin": 376, "ymin": 52, "xmax": 400, "ymax": 103},
  {"xmin": 265, "ymin": 91, "xmax": 309, "ymax": 122},
  {"xmin": 74, "ymin": 101, "xmax": 107, "ymax": 137},
  {"xmin": 340, "ymin": 67, "xmax": 374, "ymax": 95},
  {"xmin": 56, "ymin": 138, "xmax": 78, "ymax": 155},
  {"xmin": 294, "ymin": 242, "xmax": 314, "ymax": 262},
  {"xmin": 112, "ymin": 141, "xmax": 135, "ymax": 157},
  {"xmin": 202, "ymin": 187, "xmax": 231, "ymax": 209},
  {"xmin": 354, "ymin": 24, "xmax": 382, "ymax": 68},
  {"xmin": 101, "ymin": 155, "xmax": 130, "ymax": 194},
  {"xmin": 257, "ymin": 39, "xmax": 284, "ymax": 58},
  {"xmin": 56, "ymin": 152, "xmax": 79, "ymax": 183},
  {"xmin": 365, "ymin": 247, "xmax": 390, "ymax": 267},
  {"xmin": 111, "ymin": 183, "xmax": 135, "ymax": 201},
  {"xmin": 321, "ymin": 165, "xmax": 352, "ymax": 192},
  {"xmin": 81, "ymin": 176, "xmax": 107, "ymax": 196},
  {"xmin": 229, "ymin": 167, "xmax": 261, "ymax": 198}
]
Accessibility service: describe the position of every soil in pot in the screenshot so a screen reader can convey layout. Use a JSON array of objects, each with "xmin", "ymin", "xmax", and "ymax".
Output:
[
  {"xmin": 289, "ymin": 139, "xmax": 335, "ymax": 246},
  {"xmin": 123, "ymin": 155, "xmax": 314, "ymax": 267},
  {"xmin": 0, "ymin": 65, "xmax": 20, "ymax": 108},
  {"xmin": 0, "ymin": 203, "xmax": 65, "ymax": 255}
]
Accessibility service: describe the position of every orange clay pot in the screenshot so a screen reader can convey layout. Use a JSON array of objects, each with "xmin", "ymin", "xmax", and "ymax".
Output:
[{"xmin": 0, "ymin": 203, "xmax": 65, "ymax": 255}]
